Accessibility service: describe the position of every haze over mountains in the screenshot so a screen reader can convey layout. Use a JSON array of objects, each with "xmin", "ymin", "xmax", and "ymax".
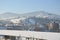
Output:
[{"xmin": 0, "ymin": 11, "xmax": 60, "ymax": 19}]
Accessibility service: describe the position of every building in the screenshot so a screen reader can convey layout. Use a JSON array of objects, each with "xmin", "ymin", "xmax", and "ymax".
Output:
[{"xmin": 48, "ymin": 21, "xmax": 59, "ymax": 32}]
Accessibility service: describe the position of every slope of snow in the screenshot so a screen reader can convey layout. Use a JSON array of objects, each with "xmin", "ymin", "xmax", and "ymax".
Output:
[{"xmin": 10, "ymin": 17, "xmax": 26, "ymax": 23}]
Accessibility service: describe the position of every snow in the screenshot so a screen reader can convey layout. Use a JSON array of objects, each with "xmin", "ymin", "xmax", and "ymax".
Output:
[
  {"xmin": 10, "ymin": 17, "xmax": 26, "ymax": 23},
  {"xmin": 36, "ymin": 14, "xmax": 48, "ymax": 18},
  {"xmin": 0, "ymin": 30, "xmax": 60, "ymax": 40}
]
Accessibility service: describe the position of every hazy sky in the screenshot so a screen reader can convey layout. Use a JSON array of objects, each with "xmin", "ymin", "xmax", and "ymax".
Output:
[{"xmin": 0, "ymin": 0, "xmax": 60, "ymax": 15}]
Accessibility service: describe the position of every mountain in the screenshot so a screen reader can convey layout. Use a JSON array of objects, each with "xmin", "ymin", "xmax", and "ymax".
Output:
[
  {"xmin": 0, "ymin": 11, "xmax": 60, "ymax": 31},
  {"xmin": 0, "ymin": 11, "xmax": 60, "ymax": 20},
  {"xmin": 0, "ymin": 12, "xmax": 20, "ymax": 18}
]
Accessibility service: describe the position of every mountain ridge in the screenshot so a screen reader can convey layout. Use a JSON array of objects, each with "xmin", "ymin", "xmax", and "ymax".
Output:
[{"xmin": 0, "ymin": 11, "xmax": 60, "ymax": 19}]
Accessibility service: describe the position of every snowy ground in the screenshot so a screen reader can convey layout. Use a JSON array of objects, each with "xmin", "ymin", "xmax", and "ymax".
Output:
[{"xmin": 0, "ymin": 30, "xmax": 60, "ymax": 40}]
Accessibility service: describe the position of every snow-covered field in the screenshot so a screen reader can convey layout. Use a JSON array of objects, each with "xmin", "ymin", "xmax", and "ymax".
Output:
[{"xmin": 0, "ymin": 30, "xmax": 60, "ymax": 40}]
